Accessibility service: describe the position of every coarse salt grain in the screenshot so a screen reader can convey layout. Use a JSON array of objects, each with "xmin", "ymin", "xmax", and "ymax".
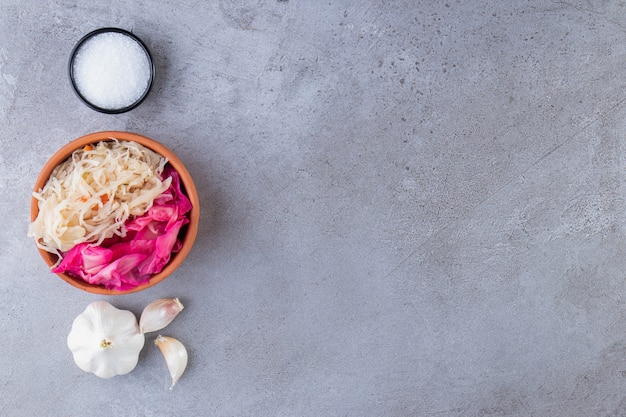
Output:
[{"xmin": 72, "ymin": 32, "xmax": 151, "ymax": 111}]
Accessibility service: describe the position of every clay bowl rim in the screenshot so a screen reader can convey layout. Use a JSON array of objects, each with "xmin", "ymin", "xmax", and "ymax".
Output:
[{"xmin": 30, "ymin": 131, "xmax": 199, "ymax": 295}]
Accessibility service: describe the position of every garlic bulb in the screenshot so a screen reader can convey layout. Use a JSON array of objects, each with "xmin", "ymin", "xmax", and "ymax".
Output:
[
  {"xmin": 139, "ymin": 298, "xmax": 184, "ymax": 334},
  {"xmin": 67, "ymin": 301, "xmax": 145, "ymax": 378},
  {"xmin": 155, "ymin": 335, "xmax": 188, "ymax": 389}
]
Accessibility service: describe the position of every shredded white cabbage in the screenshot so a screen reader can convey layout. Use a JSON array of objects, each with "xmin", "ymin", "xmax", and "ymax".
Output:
[{"xmin": 28, "ymin": 139, "xmax": 171, "ymax": 257}]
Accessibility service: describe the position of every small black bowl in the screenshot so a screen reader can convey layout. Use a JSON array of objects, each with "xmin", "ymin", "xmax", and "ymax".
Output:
[{"xmin": 68, "ymin": 28, "xmax": 155, "ymax": 114}]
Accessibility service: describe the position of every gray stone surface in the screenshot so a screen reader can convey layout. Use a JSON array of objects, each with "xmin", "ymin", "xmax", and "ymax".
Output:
[{"xmin": 2, "ymin": 0, "xmax": 626, "ymax": 415}]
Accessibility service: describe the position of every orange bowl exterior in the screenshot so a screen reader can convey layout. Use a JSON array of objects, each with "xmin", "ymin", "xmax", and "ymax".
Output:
[{"xmin": 30, "ymin": 131, "xmax": 200, "ymax": 295}]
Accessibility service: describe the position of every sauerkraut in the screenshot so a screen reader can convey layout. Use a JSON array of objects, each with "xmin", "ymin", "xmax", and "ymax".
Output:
[{"xmin": 28, "ymin": 139, "xmax": 172, "ymax": 258}]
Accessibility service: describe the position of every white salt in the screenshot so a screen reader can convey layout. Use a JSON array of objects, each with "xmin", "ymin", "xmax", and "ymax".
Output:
[{"xmin": 72, "ymin": 32, "xmax": 151, "ymax": 110}]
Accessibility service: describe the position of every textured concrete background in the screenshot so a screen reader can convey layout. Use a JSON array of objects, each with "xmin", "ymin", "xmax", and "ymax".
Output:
[{"xmin": 2, "ymin": 0, "xmax": 626, "ymax": 415}]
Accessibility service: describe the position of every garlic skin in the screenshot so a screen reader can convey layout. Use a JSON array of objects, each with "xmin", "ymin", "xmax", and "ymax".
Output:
[
  {"xmin": 155, "ymin": 335, "xmax": 188, "ymax": 389},
  {"xmin": 139, "ymin": 298, "xmax": 184, "ymax": 334},
  {"xmin": 67, "ymin": 301, "xmax": 145, "ymax": 378}
]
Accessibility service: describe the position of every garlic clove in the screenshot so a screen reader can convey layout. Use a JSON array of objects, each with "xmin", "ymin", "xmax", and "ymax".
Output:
[
  {"xmin": 155, "ymin": 335, "xmax": 188, "ymax": 389},
  {"xmin": 139, "ymin": 298, "xmax": 184, "ymax": 334}
]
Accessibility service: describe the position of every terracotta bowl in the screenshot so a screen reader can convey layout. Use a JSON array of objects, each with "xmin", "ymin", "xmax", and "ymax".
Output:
[{"xmin": 30, "ymin": 131, "xmax": 199, "ymax": 295}]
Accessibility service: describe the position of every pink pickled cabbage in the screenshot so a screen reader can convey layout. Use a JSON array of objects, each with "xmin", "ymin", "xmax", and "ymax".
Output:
[{"xmin": 52, "ymin": 166, "xmax": 192, "ymax": 291}]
